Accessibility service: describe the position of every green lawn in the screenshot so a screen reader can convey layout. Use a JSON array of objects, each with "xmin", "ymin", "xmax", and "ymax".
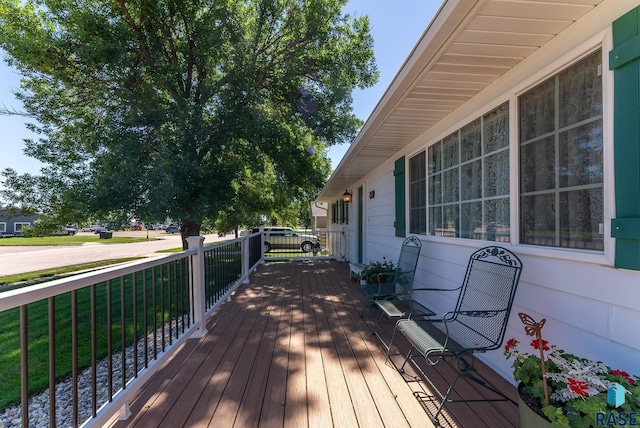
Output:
[{"xmin": 0, "ymin": 235, "xmax": 158, "ymax": 246}]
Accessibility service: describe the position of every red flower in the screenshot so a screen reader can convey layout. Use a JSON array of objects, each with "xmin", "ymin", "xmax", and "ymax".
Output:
[
  {"xmin": 504, "ymin": 338, "xmax": 519, "ymax": 352},
  {"xmin": 567, "ymin": 378, "xmax": 589, "ymax": 397},
  {"xmin": 610, "ymin": 369, "xmax": 636, "ymax": 385},
  {"xmin": 530, "ymin": 339, "xmax": 549, "ymax": 351}
]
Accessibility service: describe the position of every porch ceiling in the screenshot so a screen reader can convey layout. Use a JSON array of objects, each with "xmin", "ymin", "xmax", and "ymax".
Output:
[{"xmin": 319, "ymin": 0, "xmax": 604, "ymax": 201}]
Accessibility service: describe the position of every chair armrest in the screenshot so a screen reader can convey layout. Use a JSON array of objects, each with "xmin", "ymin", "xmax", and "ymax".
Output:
[
  {"xmin": 440, "ymin": 309, "xmax": 503, "ymax": 321},
  {"xmin": 412, "ymin": 285, "xmax": 462, "ymax": 292}
]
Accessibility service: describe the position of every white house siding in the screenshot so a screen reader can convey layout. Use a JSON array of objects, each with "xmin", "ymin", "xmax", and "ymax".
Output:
[{"xmin": 328, "ymin": 0, "xmax": 640, "ymax": 383}]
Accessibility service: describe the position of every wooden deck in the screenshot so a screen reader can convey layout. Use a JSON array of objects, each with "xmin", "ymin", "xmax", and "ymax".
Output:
[{"xmin": 110, "ymin": 260, "xmax": 519, "ymax": 428}]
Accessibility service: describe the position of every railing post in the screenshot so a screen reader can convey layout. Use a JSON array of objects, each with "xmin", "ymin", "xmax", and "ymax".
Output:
[
  {"xmin": 341, "ymin": 226, "xmax": 348, "ymax": 261},
  {"xmin": 186, "ymin": 236, "xmax": 207, "ymax": 338},
  {"xmin": 242, "ymin": 234, "xmax": 250, "ymax": 284},
  {"xmin": 259, "ymin": 226, "xmax": 265, "ymax": 261}
]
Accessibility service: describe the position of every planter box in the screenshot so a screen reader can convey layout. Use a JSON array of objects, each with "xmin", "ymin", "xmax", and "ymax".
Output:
[{"xmin": 518, "ymin": 384, "xmax": 551, "ymax": 428}]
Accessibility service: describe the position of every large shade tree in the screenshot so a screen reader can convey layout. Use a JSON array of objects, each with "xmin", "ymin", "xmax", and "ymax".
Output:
[{"xmin": 0, "ymin": 0, "xmax": 377, "ymax": 246}]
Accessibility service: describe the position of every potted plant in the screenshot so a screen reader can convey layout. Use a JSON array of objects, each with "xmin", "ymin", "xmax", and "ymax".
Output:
[
  {"xmin": 504, "ymin": 313, "xmax": 640, "ymax": 427},
  {"xmin": 357, "ymin": 257, "xmax": 397, "ymax": 285}
]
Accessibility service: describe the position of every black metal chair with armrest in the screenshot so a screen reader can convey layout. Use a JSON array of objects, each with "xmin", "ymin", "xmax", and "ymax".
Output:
[{"xmin": 389, "ymin": 246, "xmax": 523, "ymax": 423}]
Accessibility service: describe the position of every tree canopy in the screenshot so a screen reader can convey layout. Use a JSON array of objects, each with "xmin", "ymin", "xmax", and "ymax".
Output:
[{"xmin": 0, "ymin": 0, "xmax": 377, "ymax": 241}]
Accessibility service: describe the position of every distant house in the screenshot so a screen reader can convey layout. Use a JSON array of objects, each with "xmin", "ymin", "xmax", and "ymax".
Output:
[
  {"xmin": 318, "ymin": 0, "xmax": 640, "ymax": 382},
  {"xmin": 310, "ymin": 201, "xmax": 328, "ymax": 229},
  {"xmin": 0, "ymin": 208, "xmax": 39, "ymax": 236}
]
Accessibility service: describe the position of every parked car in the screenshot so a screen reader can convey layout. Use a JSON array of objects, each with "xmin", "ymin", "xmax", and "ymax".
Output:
[
  {"xmin": 94, "ymin": 226, "xmax": 108, "ymax": 234},
  {"xmin": 132, "ymin": 224, "xmax": 142, "ymax": 231},
  {"xmin": 82, "ymin": 225, "xmax": 98, "ymax": 232},
  {"xmin": 105, "ymin": 223, "xmax": 125, "ymax": 231},
  {"xmin": 257, "ymin": 226, "xmax": 318, "ymax": 253},
  {"xmin": 53, "ymin": 225, "xmax": 77, "ymax": 236},
  {"xmin": 165, "ymin": 226, "xmax": 180, "ymax": 234}
]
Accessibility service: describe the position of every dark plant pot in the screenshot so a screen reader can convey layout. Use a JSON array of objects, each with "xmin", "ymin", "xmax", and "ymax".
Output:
[{"xmin": 518, "ymin": 383, "xmax": 552, "ymax": 428}]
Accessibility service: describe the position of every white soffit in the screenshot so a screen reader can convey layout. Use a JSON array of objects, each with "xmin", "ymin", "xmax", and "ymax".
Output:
[{"xmin": 320, "ymin": 0, "xmax": 604, "ymax": 201}]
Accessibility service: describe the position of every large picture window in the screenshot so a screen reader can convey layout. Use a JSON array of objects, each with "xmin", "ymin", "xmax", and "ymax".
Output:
[
  {"xmin": 519, "ymin": 50, "xmax": 603, "ymax": 251},
  {"xmin": 428, "ymin": 102, "xmax": 510, "ymax": 241}
]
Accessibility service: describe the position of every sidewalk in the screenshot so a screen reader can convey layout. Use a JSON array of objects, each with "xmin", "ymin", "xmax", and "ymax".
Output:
[{"xmin": 0, "ymin": 231, "xmax": 229, "ymax": 276}]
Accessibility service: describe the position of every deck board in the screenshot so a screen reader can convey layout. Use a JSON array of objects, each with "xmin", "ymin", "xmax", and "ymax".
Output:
[{"xmin": 110, "ymin": 260, "xmax": 518, "ymax": 428}]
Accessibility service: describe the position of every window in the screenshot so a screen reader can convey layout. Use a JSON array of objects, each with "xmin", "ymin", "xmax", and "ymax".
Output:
[
  {"xmin": 409, "ymin": 151, "xmax": 426, "ymax": 234},
  {"xmin": 428, "ymin": 102, "xmax": 510, "ymax": 241},
  {"xmin": 331, "ymin": 200, "xmax": 349, "ymax": 224},
  {"xmin": 519, "ymin": 50, "xmax": 603, "ymax": 251},
  {"xmin": 0, "ymin": 223, "xmax": 5, "ymax": 233},
  {"xmin": 14, "ymin": 222, "xmax": 31, "ymax": 234}
]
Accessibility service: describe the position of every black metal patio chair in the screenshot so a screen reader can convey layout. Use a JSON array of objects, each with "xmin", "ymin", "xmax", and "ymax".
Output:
[
  {"xmin": 358, "ymin": 236, "xmax": 422, "ymax": 320},
  {"xmin": 390, "ymin": 246, "xmax": 523, "ymax": 423}
]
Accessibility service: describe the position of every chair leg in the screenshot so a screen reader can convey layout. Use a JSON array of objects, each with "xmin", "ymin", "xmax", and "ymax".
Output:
[
  {"xmin": 429, "ymin": 352, "xmax": 516, "ymax": 422},
  {"xmin": 398, "ymin": 345, "xmax": 414, "ymax": 374},
  {"xmin": 359, "ymin": 300, "xmax": 371, "ymax": 318},
  {"xmin": 384, "ymin": 319, "xmax": 401, "ymax": 363},
  {"xmin": 431, "ymin": 371, "xmax": 464, "ymax": 422},
  {"xmin": 370, "ymin": 309, "xmax": 385, "ymax": 338}
]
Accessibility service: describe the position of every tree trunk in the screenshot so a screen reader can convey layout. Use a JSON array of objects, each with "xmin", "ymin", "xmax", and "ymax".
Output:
[{"xmin": 180, "ymin": 219, "xmax": 201, "ymax": 250}]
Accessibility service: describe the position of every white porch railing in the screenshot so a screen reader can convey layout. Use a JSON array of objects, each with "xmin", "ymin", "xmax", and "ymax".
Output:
[{"xmin": 0, "ymin": 229, "xmax": 344, "ymax": 427}]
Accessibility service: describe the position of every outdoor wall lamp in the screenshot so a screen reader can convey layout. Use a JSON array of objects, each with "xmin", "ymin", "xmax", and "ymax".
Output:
[{"xmin": 342, "ymin": 189, "xmax": 352, "ymax": 203}]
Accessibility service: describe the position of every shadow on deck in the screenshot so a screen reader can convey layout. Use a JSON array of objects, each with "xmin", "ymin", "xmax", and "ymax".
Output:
[{"xmin": 110, "ymin": 260, "xmax": 518, "ymax": 427}]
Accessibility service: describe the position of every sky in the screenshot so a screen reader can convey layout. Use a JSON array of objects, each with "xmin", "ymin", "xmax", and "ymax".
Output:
[{"xmin": 0, "ymin": 1, "xmax": 442, "ymax": 178}]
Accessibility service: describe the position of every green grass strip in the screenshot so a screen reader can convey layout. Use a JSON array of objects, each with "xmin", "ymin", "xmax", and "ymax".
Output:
[{"xmin": 0, "ymin": 236, "xmax": 158, "ymax": 246}]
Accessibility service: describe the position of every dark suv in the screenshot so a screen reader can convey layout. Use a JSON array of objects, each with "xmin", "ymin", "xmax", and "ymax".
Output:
[{"xmin": 257, "ymin": 227, "xmax": 318, "ymax": 253}]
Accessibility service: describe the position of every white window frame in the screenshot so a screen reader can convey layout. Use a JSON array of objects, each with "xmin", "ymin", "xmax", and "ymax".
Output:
[
  {"xmin": 517, "ymin": 49, "xmax": 604, "ymax": 252},
  {"xmin": 0, "ymin": 222, "xmax": 6, "ymax": 233},
  {"xmin": 14, "ymin": 222, "xmax": 31, "ymax": 234},
  {"xmin": 426, "ymin": 102, "xmax": 511, "ymax": 243},
  {"xmin": 511, "ymin": 37, "xmax": 614, "ymax": 266}
]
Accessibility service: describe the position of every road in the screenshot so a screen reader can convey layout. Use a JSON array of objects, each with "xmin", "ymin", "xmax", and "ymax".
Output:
[{"xmin": 0, "ymin": 231, "xmax": 230, "ymax": 276}]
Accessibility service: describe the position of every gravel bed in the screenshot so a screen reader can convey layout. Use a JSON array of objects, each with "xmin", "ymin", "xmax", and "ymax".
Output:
[{"xmin": 0, "ymin": 322, "xmax": 186, "ymax": 428}]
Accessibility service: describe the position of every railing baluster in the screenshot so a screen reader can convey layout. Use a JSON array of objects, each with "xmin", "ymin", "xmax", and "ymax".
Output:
[
  {"xmin": 49, "ymin": 297, "xmax": 56, "ymax": 427},
  {"xmin": 120, "ymin": 276, "xmax": 126, "ymax": 390},
  {"xmin": 167, "ymin": 263, "xmax": 172, "ymax": 344},
  {"xmin": 173, "ymin": 260, "xmax": 180, "ymax": 340},
  {"xmin": 132, "ymin": 271, "xmax": 138, "ymax": 377},
  {"xmin": 161, "ymin": 264, "xmax": 165, "ymax": 352},
  {"xmin": 175, "ymin": 261, "xmax": 180, "ymax": 338},
  {"xmin": 207, "ymin": 248, "xmax": 213, "ymax": 303},
  {"xmin": 20, "ymin": 305, "xmax": 28, "ymax": 428},
  {"xmin": 107, "ymin": 279, "xmax": 113, "ymax": 401},
  {"xmin": 91, "ymin": 284, "xmax": 97, "ymax": 417},
  {"xmin": 143, "ymin": 269, "xmax": 148, "ymax": 368},
  {"xmin": 72, "ymin": 289, "xmax": 78, "ymax": 427},
  {"xmin": 152, "ymin": 267, "xmax": 157, "ymax": 359}
]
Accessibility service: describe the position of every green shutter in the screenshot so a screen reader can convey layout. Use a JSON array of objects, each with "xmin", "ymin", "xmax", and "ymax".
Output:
[
  {"xmin": 610, "ymin": 6, "xmax": 640, "ymax": 270},
  {"xmin": 394, "ymin": 156, "xmax": 406, "ymax": 237}
]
